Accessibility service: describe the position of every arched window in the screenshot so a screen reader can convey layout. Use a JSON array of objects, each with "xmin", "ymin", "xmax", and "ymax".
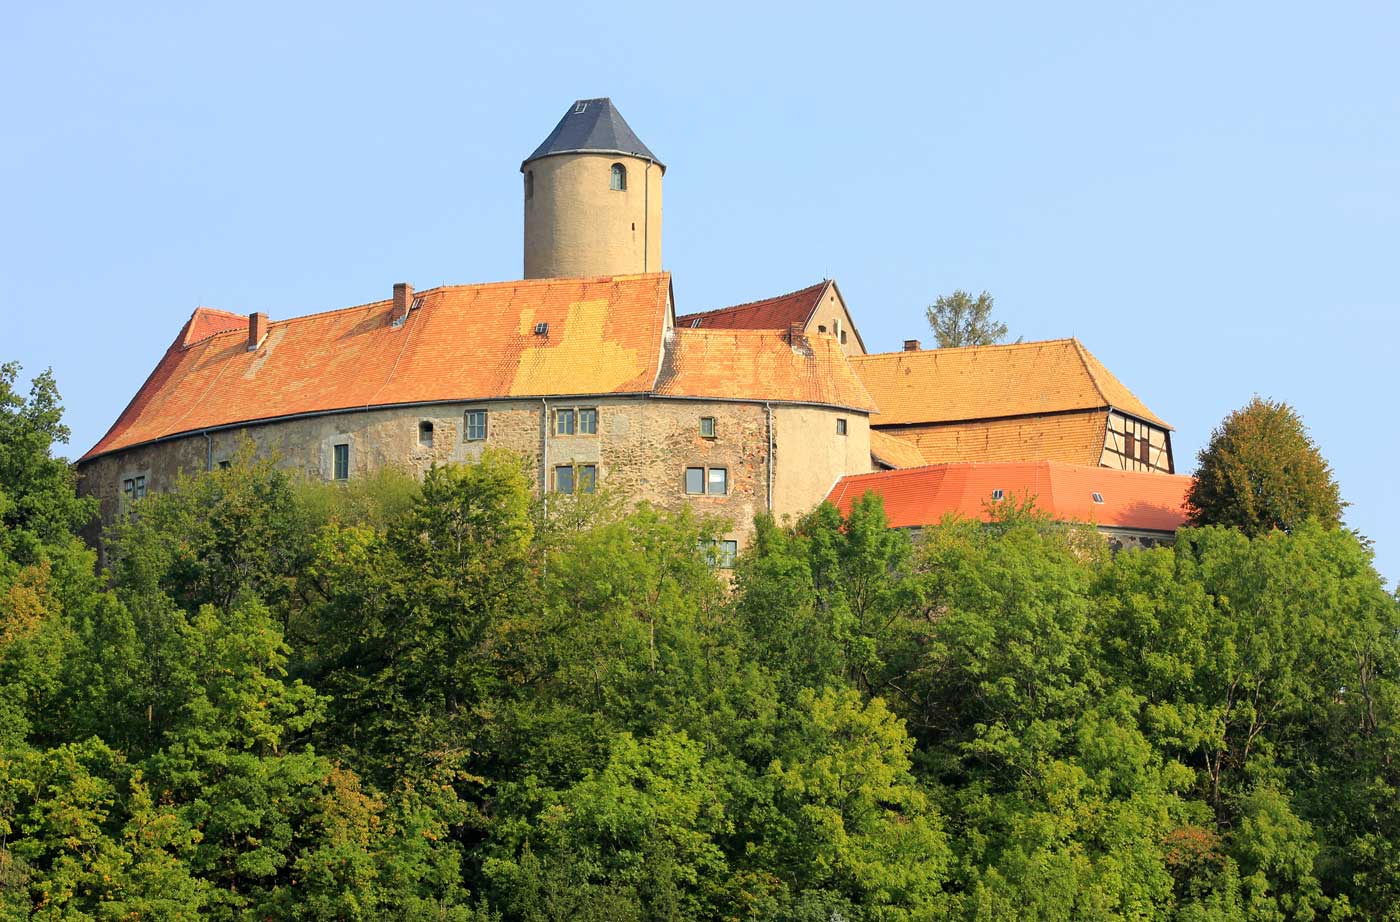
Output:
[
  {"xmin": 610, "ymin": 162, "xmax": 627, "ymax": 191},
  {"xmin": 525, "ymin": 170, "xmax": 534, "ymax": 200}
]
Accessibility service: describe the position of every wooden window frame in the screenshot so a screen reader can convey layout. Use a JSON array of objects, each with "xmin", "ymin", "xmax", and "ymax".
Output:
[{"xmin": 464, "ymin": 409, "xmax": 488, "ymax": 441}]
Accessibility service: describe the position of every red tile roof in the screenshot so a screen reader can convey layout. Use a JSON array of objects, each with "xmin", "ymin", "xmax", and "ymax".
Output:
[
  {"xmin": 83, "ymin": 274, "xmax": 674, "ymax": 461},
  {"xmin": 827, "ymin": 460, "xmax": 1192, "ymax": 533},
  {"xmin": 675, "ymin": 281, "xmax": 830, "ymax": 331},
  {"xmin": 83, "ymin": 274, "xmax": 880, "ymax": 462},
  {"xmin": 850, "ymin": 338, "xmax": 1169, "ymax": 428},
  {"xmin": 656, "ymin": 328, "xmax": 876, "ymax": 411}
]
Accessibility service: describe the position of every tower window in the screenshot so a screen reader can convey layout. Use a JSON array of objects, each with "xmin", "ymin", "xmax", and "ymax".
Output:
[
  {"xmin": 610, "ymin": 162, "xmax": 627, "ymax": 191},
  {"xmin": 525, "ymin": 170, "xmax": 534, "ymax": 200}
]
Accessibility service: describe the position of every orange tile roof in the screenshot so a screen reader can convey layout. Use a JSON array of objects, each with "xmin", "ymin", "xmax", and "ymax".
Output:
[
  {"xmin": 83, "ymin": 274, "xmax": 674, "ymax": 461},
  {"xmin": 827, "ymin": 461, "xmax": 1192, "ymax": 533},
  {"xmin": 869, "ymin": 430, "xmax": 928, "ymax": 469},
  {"xmin": 850, "ymin": 338, "xmax": 1169, "ymax": 428},
  {"xmin": 675, "ymin": 281, "xmax": 830, "ymax": 331},
  {"xmin": 889, "ymin": 411, "xmax": 1110, "ymax": 467},
  {"xmin": 655, "ymin": 328, "xmax": 877, "ymax": 411}
]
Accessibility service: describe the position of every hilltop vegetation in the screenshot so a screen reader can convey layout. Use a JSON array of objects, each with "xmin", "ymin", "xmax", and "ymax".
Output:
[{"xmin": 3, "ymin": 362, "xmax": 1399, "ymax": 921}]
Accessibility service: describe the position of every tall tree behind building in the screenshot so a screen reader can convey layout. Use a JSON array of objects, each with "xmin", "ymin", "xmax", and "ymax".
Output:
[
  {"xmin": 1187, "ymin": 396, "xmax": 1345, "ymax": 536},
  {"xmin": 924, "ymin": 289, "xmax": 1009, "ymax": 348}
]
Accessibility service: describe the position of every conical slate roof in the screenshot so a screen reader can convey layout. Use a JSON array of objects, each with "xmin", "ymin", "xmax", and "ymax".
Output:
[{"xmin": 522, "ymin": 98, "xmax": 663, "ymax": 171}]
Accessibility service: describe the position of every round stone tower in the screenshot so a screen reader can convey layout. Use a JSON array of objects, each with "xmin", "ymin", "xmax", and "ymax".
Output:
[{"xmin": 522, "ymin": 98, "xmax": 664, "ymax": 280}]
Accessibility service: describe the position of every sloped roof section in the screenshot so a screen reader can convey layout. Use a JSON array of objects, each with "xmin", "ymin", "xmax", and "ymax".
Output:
[
  {"xmin": 655, "ymin": 328, "xmax": 877, "ymax": 411},
  {"xmin": 827, "ymin": 461, "xmax": 1191, "ymax": 533},
  {"xmin": 869, "ymin": 430, "xmax": 928, "ymax": 469},
  {"xmin": 523, "ymin": 98, "xmax": 663, "ymax": 170},
  {"xmin": 83, "ymin": 274, "xmax": 673, "ymax": 461},
  {"xmin": 850, "ymin": 338, "xmax": 1169, "ymax": 429},
  {"xmin": 676, "ymin": 281, "xmax": 830, "ymax": 331},
  {"xmin": 891, "ymin": 411, "xmax": 1110, "ymax": 467}
]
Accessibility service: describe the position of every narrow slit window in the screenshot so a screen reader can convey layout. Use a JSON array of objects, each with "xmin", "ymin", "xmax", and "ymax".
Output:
[
  {"xmin": 333, "ymin": 444, "xmax": 349, "ymax": 481},
  {"xmin": 465, "ymin": 410, "xmax": 487, "ymax": 441},
  {"xmin": 610, "ymin": 162, "xmax": 627, "ymax": 191},
  {"xmin": 525, "ymin": 170, "xmax": 534, "ymax": 200}
]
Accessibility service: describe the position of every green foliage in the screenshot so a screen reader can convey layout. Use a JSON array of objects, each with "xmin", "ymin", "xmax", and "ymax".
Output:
[
  {"xmin": 4, "ymin": 359, "xmax": 1400, "ymax": 920},
  {"xmin": 1188, "ymin": 397, "xmax": 1345, "ymax": 536},
  {"xmin": 924, "ymin": 289, "xmax": 1009, "ymax": 348}
]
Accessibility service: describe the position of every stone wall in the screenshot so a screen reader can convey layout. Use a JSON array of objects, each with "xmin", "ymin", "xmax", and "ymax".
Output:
[{"xmin": 78, "ymin": 395, "xmax": 872, "ymax": 552}]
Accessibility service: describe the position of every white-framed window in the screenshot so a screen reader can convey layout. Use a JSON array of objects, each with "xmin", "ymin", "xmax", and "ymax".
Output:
[
  {"xmin": 610, "ymin": 162, "xmax": 627, "ymax": 191},
  {"xmin": 554, "ymin": 407, "xmax": 597, "ymax": 435},
  {"xmin": 465, "ymin": 409, "xmax": 487, "ymax": 441},
  {"xmin": 685, "ymin": 466, "xmax": 728, "ymax": 496}
]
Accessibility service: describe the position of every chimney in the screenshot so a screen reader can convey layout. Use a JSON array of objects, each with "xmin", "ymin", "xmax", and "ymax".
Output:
[
  {"xmin": 787, "ymin": 321, "xmax": 804, "ymax": 345},
  {"xmin": 903, "ymin": 339, "xmax": 921, "ymax": 352},
  {"xmin": 248, "ymin": 312, "xmax": 268, "ymax": 351},
  {"xmin": 391, "ymin": 282, "xmax": 413, "ymax": 326}
]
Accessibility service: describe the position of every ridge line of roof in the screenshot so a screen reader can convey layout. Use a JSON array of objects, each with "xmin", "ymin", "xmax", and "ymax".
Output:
[
  {"xmin": 676, "ymin": 280, "xmax": 829, "ymax": 321},
  {"xmin": 1067, "ymin": 337, "xmax": 1109, "ymax": 407},
  {"xmin": 851, "ymin": 337, "xmax": 1077, "ymax": 360}
]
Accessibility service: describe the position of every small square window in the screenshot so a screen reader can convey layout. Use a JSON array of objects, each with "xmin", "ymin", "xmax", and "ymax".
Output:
[
  {"xmin": 578, "ymin": 464, "xmax": 597, "ymax": 493},
  {"xmin": 699, "ymin": 416, "xmax": 717, "ymax": 439},
  {"xmin": 707, "ymin": 467, "xmax": 728, "ymax": 496},
  {"xmin": 556, "ymin": 409, "xmax": 576, "ymax": 435},
  {"xmin": 578, "ymin": 408, "xmax": 598, "ymax": 434},
  {"xmin": 685, "ymin": 467, "xmax": 705, "ymax": 495},
  {"xmin": 333, "ymin": 444, "xmax": 349, "ymax": 481},
  {"xmin": 555, "ymin": 465, "xmax": 575, "ymax": 494},
  {"xmin": 836, "ymin": 418, "xmax": 847, "ymax": 436},
  {"xmin": 465, "ymin": 410, "xmax": 487, "ymax": 441}
]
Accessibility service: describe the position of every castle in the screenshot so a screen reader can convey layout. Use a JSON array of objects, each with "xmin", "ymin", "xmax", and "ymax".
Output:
[{"xmin": 77, "ymin": 98, "xmax": 1189, "ymax": 552}]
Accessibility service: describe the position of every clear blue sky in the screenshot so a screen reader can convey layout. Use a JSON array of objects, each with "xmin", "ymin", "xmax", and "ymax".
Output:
[{"xmin": 5, "ymin": 1, "xmax": 1396, "ymax": 586}]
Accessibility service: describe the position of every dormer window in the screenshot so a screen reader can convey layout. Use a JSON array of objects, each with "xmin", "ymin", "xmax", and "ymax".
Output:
[{"xmin": 610, "ymin": 162, "xmax": 627, "ymax": 191}]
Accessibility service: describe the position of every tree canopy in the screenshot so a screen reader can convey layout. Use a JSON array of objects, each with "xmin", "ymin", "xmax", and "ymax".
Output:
[
  {"xmin": 924, "ymin": 289, "xmax": 1009, "ymax": 348},
  {"xmin": 1187, "ymin": 396, "xmax": 1345, "ymax": 536},
  {"xmin": 3, "ymin": 359, "xmax": 1398, "ymax": 920}
]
